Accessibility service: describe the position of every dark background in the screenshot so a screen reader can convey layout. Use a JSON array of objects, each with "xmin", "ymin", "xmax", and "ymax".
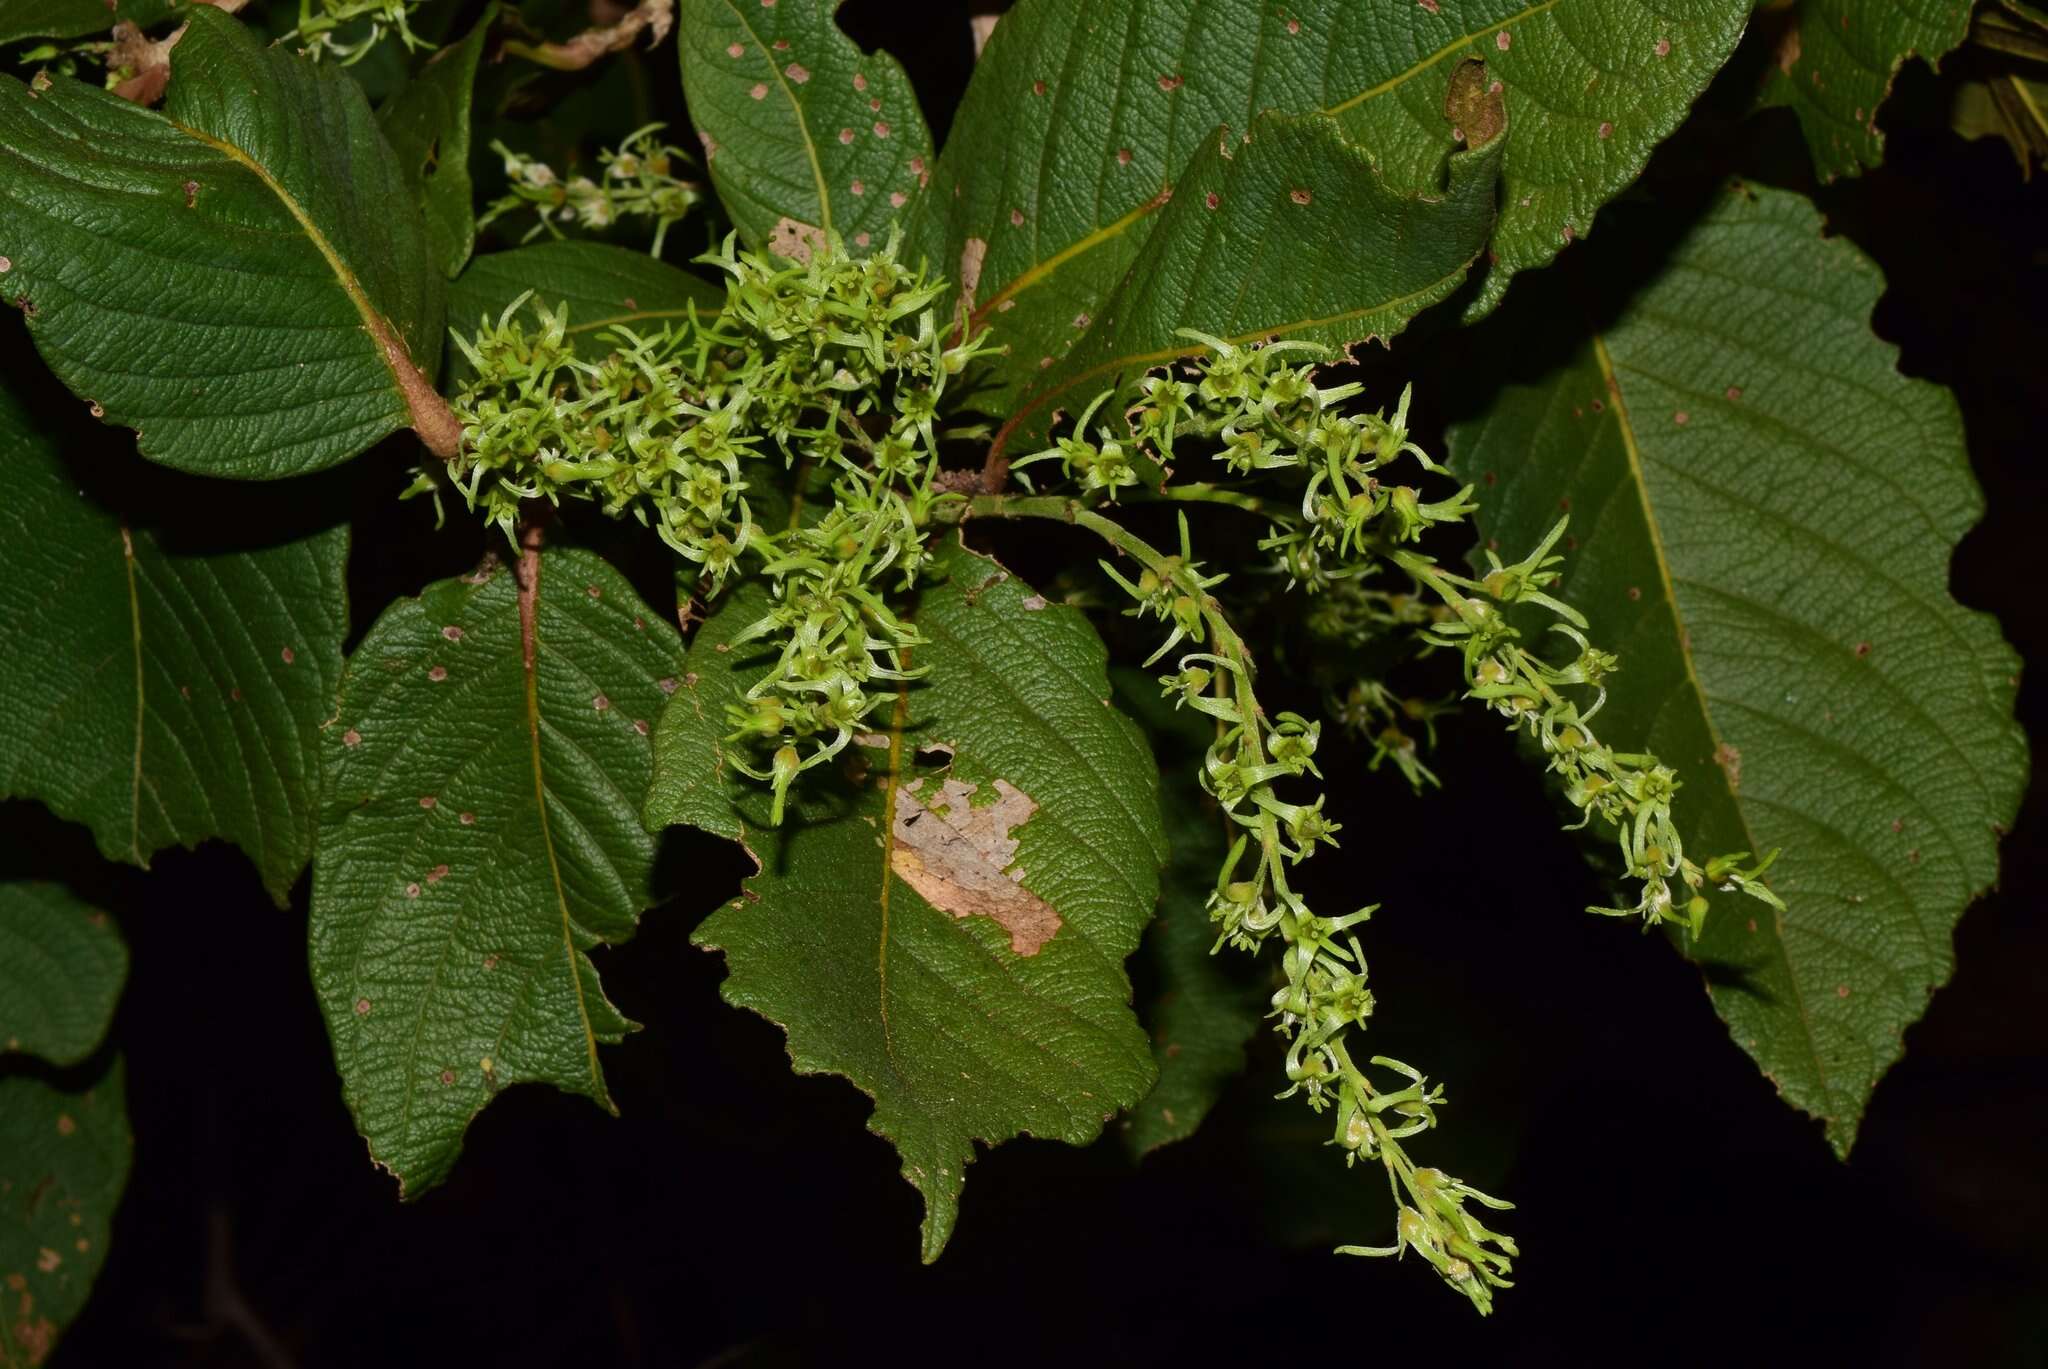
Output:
[{"xmin": 8, "ymin": 4, "xmax": 2044, "ymax": 1365}]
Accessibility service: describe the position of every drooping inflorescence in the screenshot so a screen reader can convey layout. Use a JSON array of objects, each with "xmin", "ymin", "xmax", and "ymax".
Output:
[
  {"xmin": 442, "ymin": 239, "xmax": 1781, "ymax": 1314},
  {"xmin": 1000, "ymin": 331, "xmax": 1782, "ymax": 1310}
]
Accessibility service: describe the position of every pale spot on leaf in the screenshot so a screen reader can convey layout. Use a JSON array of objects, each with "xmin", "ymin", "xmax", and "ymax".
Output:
[
  {"xmin": 768, "ymin": 217, "xmax": 825, "ymax": 263},
  {"xmin": 891, "ymin": 777, "xmax": 1060, "ymax": 955}
]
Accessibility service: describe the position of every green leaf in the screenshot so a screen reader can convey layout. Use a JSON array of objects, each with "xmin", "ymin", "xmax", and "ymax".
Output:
[
  {"xmin": 0, "ymin": 6, "xmax": 457, "ymax": 476},
  {"xmin": 0, "ymin": 1059, "xmax": 129, "ymax": 1369},
  {"xmin": 446, "ymin": 240, "xmax": 726, "ymax": 378},
  {"xmin": 311, "ymin": 545, "xmax": 685, "ymax": 1194},
  {"xmin": 377, "ymin": 11, "xmax": 494, "ymax": 279},
  {"xmin": 0, "ymin": 0, "xmax": 174, "ymax": 44},
  {"xmin": 1109, "ymin": 672, "xmax": 1260, "ymax": 1159},
  {"xmin": 992, "ymin": 110, "xmax": 1502, "ymax": 461},
  {"xmin": 1951, "ymin": 69, "xmax": 2048, "ymax": 174},
  {"xmin": 915, "ymin": 0, "xmax": 1749, "ymax": 411},
  {"xmin": 0, "ymin": 375, "xmax": 350, "ymax": 903},
  {"xmin": 677, "ymin": 0, "xmax": 932, "ymax": 257},
  {"xmin": 1443, "ymin": 183, "xmax": 2027, "ymax": 1153},
  {"xmin": 0, "ymin": 884, "xmax": 126, "ymax": 1068},
  {"xmin": 1758, "ymin": 0, "xmax": 1973, "ymax": 180},
  {"xmin": 0, "ymin": 880, "xmax": 128, "ymax": 1369},
  {"xmin": 650, "ymin": 540, "xmax": 1167, "ymax": 1260}
]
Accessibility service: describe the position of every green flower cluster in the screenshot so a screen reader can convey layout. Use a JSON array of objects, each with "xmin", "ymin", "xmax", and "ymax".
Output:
[
  {"xmin": 480, "ymin": 126, "xmax": 705, "ymax": 257},
  {"xmin": 445, "ymin": 233, "xmax": 995, "ymax": 822},
  {"xmin": 1087, "ymin": 502, "xmax": 1521, "ymax": 1314},
  {"xmin": 1002, "ymin": 333, "xmax": 1779, "ymax": 1312},
  {"xmin": 1395, "ymin": 526, "xmax": 1784, "ymax": 935},
  {"xmin": 281, "ymin": 0, "xmax": 429, "ymax": 64}
]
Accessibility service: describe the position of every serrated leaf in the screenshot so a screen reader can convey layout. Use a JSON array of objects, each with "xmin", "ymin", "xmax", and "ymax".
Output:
[
  {"xmin": 0, "ymin": 374, "xmax": 350, "ymax": 903},
  {"xmin": 650, "ymin": 541, "xmax": 1166, "ymax": 1260},
  {"xmin": 1109, "ymin": 671, "xmax": 1260, "ymax": 1159},
  {"xmin": 677, "ymin": 0, "xmax": 932, "ymax": 256},
  {"xmin": 0, "ymin": 0, "xmax": 174, "ymax": 44},
  {"xmin": 0, "ymin": 880, "xmax": 128, "ymax": 1369},
  {"xmin": 311, "ymin": 546, "xmax": 684, "ymax": 1194},
  {"xmin": 0, "ymin": 6, "xmax": 456, "ymax": 476},
  {"xmin": 0, "ymin": 884, "xmax": 125, "ymax": 1068},
  {"xmin": 914, "ymin": 0, "xmax": 1749, "ymax": 411},
  {"xmin": 1444, "ymin": 183, "xmax": 2027, "ymax": 1153},
  {"xmin": 992, "ymin": 110, "xmax": 1502, "ymax": 460},
  {"xmin": 378, "ymin": 11, "xmax": 494, "ymax": 279},
  {"xmin": 446, "ymin": 240, "xmax": 726, "ymax": 378},
  {"xmin": 0, "ymin": 1059, "xmax": 129, "ymax": 1369},
  {"xmin": 1758, "ymin": 0, "xmax": 1972, "ymax": 180}
]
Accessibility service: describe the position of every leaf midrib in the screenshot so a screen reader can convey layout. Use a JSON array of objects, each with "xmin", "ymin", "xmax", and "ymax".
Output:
[
  {"xmin": 119, "ymin": 526, "xmax": 144, "ymax": 865},
  {"xmin": 1590, "ymin": 330, "xmax": 1836, "ymax": 1110},
  {"xmin": 160, "ymin": 110, "xmax": 441, "ymax": 444},
  {"xmin": 720, "ymin": 0, "xmax": 832, "ymax": 234},
  {"xmin": 521, "ymin": 551, "xmax": 609, "ymax": 1100},
  {"xmin": 971, "ymin": 0, "xmax": 1559, "ymax": 318}
]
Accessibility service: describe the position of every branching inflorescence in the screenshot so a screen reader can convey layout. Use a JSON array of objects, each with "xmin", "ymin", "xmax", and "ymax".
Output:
[
  {"xmin": 445, "ymin": 233, "xmax": 996, "ymax": 822},
  {"xmin": 480, "ymin": 126, "xmax": 706, "ymax": 257},
  {"xmin": 444, "ymin": 239, "xmax": 1782, "ymax": 1315}
]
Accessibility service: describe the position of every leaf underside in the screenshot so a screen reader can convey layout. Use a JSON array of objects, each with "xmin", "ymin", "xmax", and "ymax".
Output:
[
  {"xmin": 0, "ymin": 884, "xmax": 127, "ymax": 1068},
  {"xmin": 0, "ymin": 376, "xmax": 349, "ymax": 903},
  {"xmin": 0, "ymin": 1060, "xmax": 129, "ymax": 1369},
  {"xmin": 1445, "ymin": 182, "xmax": 2027, "ymax": 1153},
  {"xmin": 1758, "ymin": 0, "xmax": 1974, "ymax": 181},
  {"xmin": 650, "ymin": 541, "xmax": 1167, "ymax": 1261},
  {"xmin": 0, "ymin": 7, "xmax": 449, "ymax": 477},
  {"xmin": 0, "ymin": 879, "xmax": 130, "ymax": 1369},
  {"xmin": 311, "ymin": 547, "xmax": 684, "ymax": 1195}
]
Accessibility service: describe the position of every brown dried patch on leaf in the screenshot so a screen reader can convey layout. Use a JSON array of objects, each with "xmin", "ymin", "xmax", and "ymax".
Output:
[
  {"xmin": 108, "ymin": 20, "xmax": 182, "ymax": 105},
  {"xmin": 505, "ymin": 0, "xmax": 673, "ymax": 71},
  {"xmin": 954, "ymin": 236, "xmax": 989, "ymax": 336},
  {"xmin": 1443, "ymin": 58, "xmax": 1506, "ymax": 148},
  {"xmin": 890, "ymin": 777, "xmax": 1060, "ymax": 956},
  {"xmin": 1714, "ymin": 741, "xmax": 1743, "ymax": 792},
  {"xmin": 1775, "ymin": 19, "xmax": 1802, "ymax": 76},
  {"xmin": 768, "ymin": 216, "xmax": 826, "ymax": 263},
  {"xmin": 969, "ymin": 13, "xmax": 1000, "ymax": 59},
  {"xmin": 106, "ymin": 0, "xmax": 246, "ymax": 103}
]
